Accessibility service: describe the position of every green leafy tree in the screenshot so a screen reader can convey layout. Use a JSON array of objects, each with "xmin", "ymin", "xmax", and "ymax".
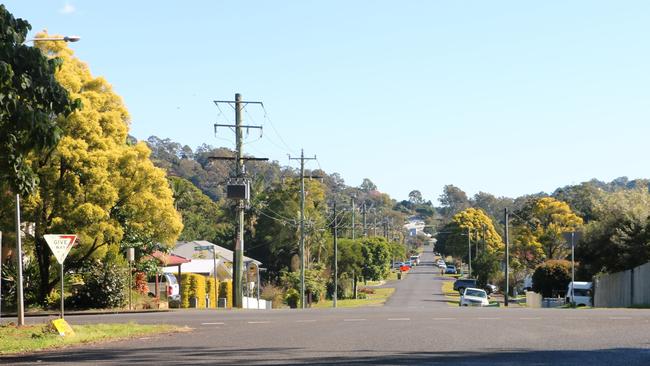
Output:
[
  {"xmin": 170, "ymin": 176, "xmax": 230, "ymax": 243},
  {"xmin": 532, "ymin": 260, "xmax": 571, "ymax": 297},
  {"xmin": 0, "ymin": 5, "xmax": 79, "ymax": 195},
  {"xmin": 359, "ymin": 237, "xmax": 392, "ymax": 281},
  {"xmin": 577, "ymin": 188, "xmax": 650, "ymax": 277},
  {"xmin": 472, "ymin": 251, "xmax": 501, "ymax": 287}
]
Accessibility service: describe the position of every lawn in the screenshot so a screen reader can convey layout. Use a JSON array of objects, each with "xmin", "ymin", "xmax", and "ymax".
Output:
[
  {"xmin": 311, "ymin": 288, "xmax": 395, "ymax": 308},
  {"xmin": 441, "ymin": 280, "xmax": 460, "ymax": 307},
  {"xmin": 0, "ymin": 322, "xmax": 185, "ymax": 354}
]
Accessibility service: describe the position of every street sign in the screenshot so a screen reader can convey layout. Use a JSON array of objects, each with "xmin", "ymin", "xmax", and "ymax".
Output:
[
  {"xmin": 562, "ymin": 232, "xmax": 582, "ymax": 247},
  {"xmin": 43, "ymin": 235, "xmax": 77, "ymax": 265}
]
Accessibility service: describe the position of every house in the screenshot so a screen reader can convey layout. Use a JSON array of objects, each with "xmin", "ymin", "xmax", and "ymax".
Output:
[{"xmin": 162, "ymin": 241, "xmax": 261, "ymax": 281}]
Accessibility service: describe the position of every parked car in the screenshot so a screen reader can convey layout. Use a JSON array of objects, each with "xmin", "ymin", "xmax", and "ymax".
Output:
[
  {"xmin": 484, "ymin": 284, "xmax": 498, "ymax": 295},
  {"xmin": 445, "ymin": 265, "xmax": 457, "ymax": 274},
  {"xmin": 147, "ymin": 272, "xmax": 180, "ymax": 302},
  {"xmin": 460, "ymin": 288, "xmax": 490, "ymax": 307},
  {"xmin": 410, "ymin": 255, "xmax": 420, "ymax": 265},
  {"xmin": 453, "ymin": 278, "xmax": 477, "ymax": 294},
  {"xmin": 399, "ymin": 262, "xmax": 411, "ymax": 272},
  {"xmin": 436, "ymin": 259, "xmax": 446, "ymax": 268},
  {"xmin": 566, "ymin": 281, "xmax": 593, "ymax": 307}
]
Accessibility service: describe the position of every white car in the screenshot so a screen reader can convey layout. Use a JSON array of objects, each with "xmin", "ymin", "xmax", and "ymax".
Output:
[{"xmin": 460, "ymin": 288, "xmax": 489, "ymax": 307}]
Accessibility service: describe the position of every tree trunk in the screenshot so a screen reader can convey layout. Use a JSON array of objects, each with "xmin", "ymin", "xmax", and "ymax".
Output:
[{"xmin": 34, "ymin": 235, "xmax": 51, "ymax": 305}]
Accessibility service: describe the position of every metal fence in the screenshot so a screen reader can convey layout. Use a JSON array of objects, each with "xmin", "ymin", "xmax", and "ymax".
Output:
[{"xmin": 594, "ymin": 261, "xmax": 650, "ymax": 308}]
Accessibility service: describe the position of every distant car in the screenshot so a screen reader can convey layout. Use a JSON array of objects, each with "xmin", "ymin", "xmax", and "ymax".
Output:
[
  {"xmin": 445, "ymin": 265, "xmax": 457, "ymax": 274},
  {"xmin": 410, "ymin": 255, "xmax": 420, "ymax": 265},
  {"xmin": 453, "ymin": 278, "xmax": 477, "ymax": 294},
  {"xmin": 399, "ymin": 262, "xmax": 411, "ymax": 272},
  {"xmin": 460, "ymin": 288, "xmax": 490, "ymax": 307},
  {"xmin": 436, "ymin": 260, "xmax": 446, "ymax": 268}
]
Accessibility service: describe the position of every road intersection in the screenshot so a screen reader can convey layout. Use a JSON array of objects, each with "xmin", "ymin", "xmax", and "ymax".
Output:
[{"xmin": 3, "ymin": 247, "xmax": 650, "ymax": 365}]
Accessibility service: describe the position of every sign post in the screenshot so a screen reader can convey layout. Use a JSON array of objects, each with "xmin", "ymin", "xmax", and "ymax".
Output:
[{"xmin": 43, "ymin": 235, "xmax": 77, "ymax": 319}]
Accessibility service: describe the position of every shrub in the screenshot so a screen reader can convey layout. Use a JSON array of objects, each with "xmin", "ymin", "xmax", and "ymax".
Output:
[
  {"xmin": 68, "ymin": 259, "xmax": 127, "ymax": 309},
  {"xmin": 261, "ymin": 284, "xmax": 284, "ymax": 308},
  {"xmin": 219, "ymin": 280, "xmax": 233, "ymax": 309},
  {"xmin": 180, "ymin": 274, "xmax": 191, "ymax": 308},
  {"xmin": 206, "ymin": 277, "xmax": 219, "ymax": 309},
  {"xmin": 532, "ymin": 260, "xmax": 572, "ymax": 297},
  {"xmin": 133, "ymin": 272, "xmax": 148, "ymax": 295},
  {"xmin": 285, "ymin": 288, "xmax": 299, "ymax": 308},
  {"xmin": 180, "ymin": 274, "xmax": 207, "ymax": 308}
]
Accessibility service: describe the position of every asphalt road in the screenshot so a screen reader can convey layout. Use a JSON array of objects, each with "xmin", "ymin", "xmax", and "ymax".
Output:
[{"xmin": 3, "ymin": 245, "xmax": 650, "ymax": 365}]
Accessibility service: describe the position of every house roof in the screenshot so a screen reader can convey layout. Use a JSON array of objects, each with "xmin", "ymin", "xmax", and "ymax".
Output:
[
  {"xmin": 150, "ymin": 250, "xmax": 191, "ymax": 266},
  {"xmin": 171, "ymin": 240, "xmax": 262, "ymax": 265}
]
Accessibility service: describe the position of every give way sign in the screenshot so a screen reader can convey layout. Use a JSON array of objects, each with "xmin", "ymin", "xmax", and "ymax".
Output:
[{"xmin": 44, "ymin": 235, "xmax": 77, "ymax": 264}]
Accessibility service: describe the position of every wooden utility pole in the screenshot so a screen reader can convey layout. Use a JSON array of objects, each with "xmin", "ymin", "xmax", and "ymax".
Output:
[
  {"xmin": 289, "ymin": 149, "xmax": 317, "ymax": 309},
  {"xmin": 504, "ymin": 208, "xmax": 510, "ymax": 307},
  {"xmin": 332, "ymin": 202, "xmax": 338, "ymax": 308},
  {"xmin": 213, "ymin": 93, "xmax": 265, "ymax": 308}
]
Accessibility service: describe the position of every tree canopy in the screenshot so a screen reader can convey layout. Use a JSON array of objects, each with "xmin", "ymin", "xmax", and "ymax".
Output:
[{"xmin": 0, "ymin": 6, "xmax": 78, "ymax": 195}]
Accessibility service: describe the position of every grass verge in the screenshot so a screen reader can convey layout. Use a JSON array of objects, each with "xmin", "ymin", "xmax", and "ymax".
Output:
[
  {"xmin": 441, "ymin": 280, "xmax": 460, "ymax": 307},
  {"xmin": 312, "ymin": 288, "xmax": 395, "ymax": 308},
  {"xmin": 0, "ymin": 322, "xmax": 185, "ymax": 354}
]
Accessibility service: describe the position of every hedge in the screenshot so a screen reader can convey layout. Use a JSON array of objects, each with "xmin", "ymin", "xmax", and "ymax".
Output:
[
  {"xmin": 219, "ymin": 280, "xmax": 233, "ymax": 309},
  {"xmin": 206, "ymin": 277, "xmax": 219, "ymax": 309},
  {"xmin": 180, "ymin": 273, "xmax": 207, "ymax": 308}
]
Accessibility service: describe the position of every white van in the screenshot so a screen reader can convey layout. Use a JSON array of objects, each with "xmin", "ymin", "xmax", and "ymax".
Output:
[{"xmin": 566, "ymin": 281, "xmax": 592, "ymax": 307}]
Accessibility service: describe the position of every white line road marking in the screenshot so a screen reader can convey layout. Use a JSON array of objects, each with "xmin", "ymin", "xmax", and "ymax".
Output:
[
  {"xmin": 387, "ymin": 318, "xmax": 410, "ymax": 321},
  {"xmin": 201, "ymin": 322, "xmax": 224, "ymax": 325},
  {"xmin": 247, "ymin": 321, "xmax": 271, "ymax": 324},
  {"xmin": 296, "ymin": 320, "xmax": 317, "ymax": 323},
  {"xmin": 609, "ymin": 317, "xmax": 632, "ymax": 320},
  {"xmin": 343, "ymin": 318, "xmax": 367, "ymax": 322},
  {"xmin": 433, "ymin": 318, "xmax": 456, "ymax": 320}
]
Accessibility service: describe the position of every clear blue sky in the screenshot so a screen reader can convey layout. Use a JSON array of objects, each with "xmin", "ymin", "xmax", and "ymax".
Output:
[{"xmin": 7, "ymin": 1, "xmax": 650, "ymax": 202}]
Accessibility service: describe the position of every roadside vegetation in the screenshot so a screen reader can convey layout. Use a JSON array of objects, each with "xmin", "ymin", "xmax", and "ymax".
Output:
[
  {"xmin": 311, "ymin": 288, "xmax": 395, "ymax": 309},
  {"xmin": 2, "ymin": 5, "xmax": 650, "ymax": 314},
  {"xmin": 0, "ymin": 322, "xmax": 185, "ymax": 354}
]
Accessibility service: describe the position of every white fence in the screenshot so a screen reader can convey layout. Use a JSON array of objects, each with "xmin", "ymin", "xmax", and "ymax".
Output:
[
  {"xmin": 594, "ymin": 261, "xmax": 650, "ymax": 308},
  {"xmin": 243, "ymin": 297, "xmax": 271, "ymax": 310}
]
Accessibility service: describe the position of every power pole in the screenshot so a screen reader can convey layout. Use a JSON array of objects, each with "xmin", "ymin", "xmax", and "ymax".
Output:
[
  {"xmin": 15, "ymin": 194, "xmax": 24, "ymax": 326},
  {"xmin": 373, "ymin": 213, "xmax": 377, "ymax": 237},
  {"xmin": 383, "ymin": 219, "xmax": 388, "ymax": 238},
  {"xmin": 504, "ymin": 208, "xmax": 510, "ymax": 307},
  {"xmin": 467, "ymin": 227, "xmax": 472, "ymax": 278},
  {"xmin": 332, "ymin": 202, "xmax": 338, "ymax": 308},
  {"xmin": 289, "ymin": 149, "xmax": 317, "ymax": 309},
  {"xmin": 362, "ymin": 203, "xmax": 367, "ymax": 237},
  {"xmin": 213, "ymin": 93, "xmax": 265, "ymax": 309},
  {"xmin": 351, "ymin": 196, "xmax": 356, "ymax": 240}
]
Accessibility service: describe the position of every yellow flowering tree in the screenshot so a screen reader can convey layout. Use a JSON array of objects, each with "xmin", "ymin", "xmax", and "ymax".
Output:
[{"xmin": 22, "ymin": 33, "xmax": 182, "ymax": 303}]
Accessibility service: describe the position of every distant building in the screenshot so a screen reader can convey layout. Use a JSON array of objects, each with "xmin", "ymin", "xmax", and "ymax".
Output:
[{"xmin": 162, "ymin": 240, "xmax": 262, "ymax": 281}]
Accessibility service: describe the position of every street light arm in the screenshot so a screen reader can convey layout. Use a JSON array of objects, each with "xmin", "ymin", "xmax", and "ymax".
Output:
[{"xmin": 24, "ymin": 35, "xmax": 81, "ymax": 44}]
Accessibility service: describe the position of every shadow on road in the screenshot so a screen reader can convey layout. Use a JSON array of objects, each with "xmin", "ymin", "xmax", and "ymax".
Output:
[{"xmin": 3, "ymin": 346, "xmax": 648, "ymax": 365}]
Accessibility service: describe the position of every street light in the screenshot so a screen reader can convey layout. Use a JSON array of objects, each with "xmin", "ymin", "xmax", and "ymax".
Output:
[
  {"xmin": 24, "ymin": 35, "xmax": 81, "ymax": 44},
  {"xmin": 12, "ymin": 35, "xmax": 80, "ymax": 327}
]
